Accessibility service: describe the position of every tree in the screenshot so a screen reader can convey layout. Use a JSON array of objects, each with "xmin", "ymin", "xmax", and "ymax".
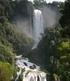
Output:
[
  {"xmin": 34, "ymin": 0, "xmax": 46, "ymax": 7},
  {"xmin": 60, "ymin": 0, "xmax": 70, "ymax": 37},
  {"xmin": 57, "ymin": 39, "xmax": 70, "ymax": 81},
  {"xmin": 0, "ymin": 62, "xmax": 14, "ymax": 81}
]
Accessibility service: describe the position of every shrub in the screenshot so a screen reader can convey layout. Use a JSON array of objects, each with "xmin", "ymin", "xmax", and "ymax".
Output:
[{"xmin": 0, "ymin": 61, "xmax": 14, "ymax": 81}]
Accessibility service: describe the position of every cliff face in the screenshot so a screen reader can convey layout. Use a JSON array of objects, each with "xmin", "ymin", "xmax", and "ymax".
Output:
[
  {"xmin": 12, "ymin": 1, "xmax": 34, "ymax": 38},
  {"xmin": 27, "ymin": 3, "xmax": 61, "ymax": 68},
  {"xmin": 0, "ymin": 0, "xmax": 33, "ymax": 57}
]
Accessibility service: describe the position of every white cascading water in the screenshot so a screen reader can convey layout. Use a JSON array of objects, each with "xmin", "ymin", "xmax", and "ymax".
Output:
[
  {"xmin": 15, "ymin": 55, "xmax": 47, "ymax": 81},
  {"xmin": 33, "ymin": 9, "xmax": 44, "ymax": 49},
  {"xmin": 15, "ymin": 9, "xmax": 46, "ymax": 81}
]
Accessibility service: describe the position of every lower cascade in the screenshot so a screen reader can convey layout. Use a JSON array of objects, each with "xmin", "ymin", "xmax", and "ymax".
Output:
[{"xmin": 15, "ymin": 55, "xmax": 47, "ymax": 81}]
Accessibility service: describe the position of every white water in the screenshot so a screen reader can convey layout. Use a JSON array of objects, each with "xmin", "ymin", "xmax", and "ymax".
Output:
[
  {"xmin": 33, "ymin": 9, "xmax": 44, "ymax": 49},
  {"xmin": 23, "ymin": 71, "xmax": 46, "ymax": 81},
  {"xmin": 15, "ymin": 55, "xmax": 47, "ymax": 81},
  {"xmin": 15, "ymin": 9, "xmax": 46, "ymax": 81}
]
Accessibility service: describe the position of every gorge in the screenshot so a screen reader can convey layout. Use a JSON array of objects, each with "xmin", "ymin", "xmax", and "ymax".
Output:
[
  {"xmin": 13, "ymin": 1, "xmax": 61, "ymax": 81},
  {"xmin": 14, "ymin": 8, "xmax": 47, "ymax": 81},
  {"xmin": 0, "ymin": 0, "xmax": 63, "ymax": 81}
]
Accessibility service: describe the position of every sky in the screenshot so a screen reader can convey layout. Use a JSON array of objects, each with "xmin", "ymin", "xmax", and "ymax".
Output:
[{"xmin": 28, "ymin": 0, "xmax": 65, "ymax": 3}]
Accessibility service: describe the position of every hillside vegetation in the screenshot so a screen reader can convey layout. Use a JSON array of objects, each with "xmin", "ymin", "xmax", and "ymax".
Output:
[{"xmin": 0, "ymin": 1, "xmax": 32, "ymax": 81}]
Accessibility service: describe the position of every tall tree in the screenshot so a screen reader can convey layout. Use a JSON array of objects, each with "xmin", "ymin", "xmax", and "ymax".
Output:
[
  {"xmin": 34, "ymin": 0, "xmax": 46, "ymax": 7},
  {"xmin": 60, "ymin": 0, "xmax": 70, "ymax": 37}
]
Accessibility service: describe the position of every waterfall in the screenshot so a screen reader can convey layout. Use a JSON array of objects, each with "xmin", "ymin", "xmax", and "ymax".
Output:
[
  {"xmin": 23, "ymin": 71, "xmax": 46, "ymax": 81},
  {"xmin": 14, "ymin": 9, "xmax": 46, "ymax": 81},
  {"xmin": 15, "ymin": 55, "xmax": 47, "ymax": 81},
  {"xmin": 33, "ymin": 9, "xmax": 44, "ymax": 49}
]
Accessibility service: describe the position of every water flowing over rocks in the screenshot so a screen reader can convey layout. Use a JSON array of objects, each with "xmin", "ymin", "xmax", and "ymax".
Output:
[{"xmin": 15, "ymin": 55, "xmax": 47, "ymax": 81}]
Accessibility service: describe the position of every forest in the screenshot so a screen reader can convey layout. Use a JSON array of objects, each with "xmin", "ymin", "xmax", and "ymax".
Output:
[{"xmin": 0, "ymin": 0, "xmax": 70, "ymax": 81}]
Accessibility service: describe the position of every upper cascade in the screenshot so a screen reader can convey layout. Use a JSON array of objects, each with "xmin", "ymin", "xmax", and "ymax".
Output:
[{"xmin": 33, "ymin": 9, "xmax": 44, "ymax": 49}]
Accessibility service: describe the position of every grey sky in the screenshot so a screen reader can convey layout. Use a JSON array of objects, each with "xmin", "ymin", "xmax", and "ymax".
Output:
[{"xmin": 28, "ymin": 0, "xmax": 65, "ymax": 3}]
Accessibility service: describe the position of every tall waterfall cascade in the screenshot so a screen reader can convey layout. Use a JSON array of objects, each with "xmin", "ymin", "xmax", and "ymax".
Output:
[
  {"xmin": 15, "ymin": 55, "xmax": 47, "ymax": 81},
  {"xmin": 33, "ymin": 9, "xmax": 44, "ymax": 49}
]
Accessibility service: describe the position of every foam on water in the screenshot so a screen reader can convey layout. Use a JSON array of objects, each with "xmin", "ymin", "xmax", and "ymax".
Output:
[{"xmin": 15, "ymin": 55, "xmax": 47, "ymax": 81}]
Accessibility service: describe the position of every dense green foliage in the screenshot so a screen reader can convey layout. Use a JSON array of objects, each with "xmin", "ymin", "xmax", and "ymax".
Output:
[
  {"xmin": 0, "ymin": 0, "xmax": 70, "ymax": 81},
  {"xmin": 57, "ymin": 39, "xmax": 70, "ymax": 81},
  {"xmin": 32, "ymin": 0, "xmax": 70, "ymax": 81},
  {"xmin": 0, "ymin": 0, "xmax": 32, "ymax": 81},
  {"xmin": 58, "ymin": 0, "xmax": 70, "ymax": 80},
  {"xmin": 0, "ymin": 61, "xmax": 14, "ymax": 81},
  {"xmin": 0, "ymin": 19, "xmax": 32, "ymax": 55},
  {"xmin": 60, "ymin": 0, "xmax": 70, "ymax": 37},
  {"xmin": 41, "ymin": 0, "xmax": 70, "ymax": 80}
]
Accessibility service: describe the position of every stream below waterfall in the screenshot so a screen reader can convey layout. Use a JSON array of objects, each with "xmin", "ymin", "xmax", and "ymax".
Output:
[{"xmin": 15, "ymin": 55, "xmax": 47, "ymax": 81}]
